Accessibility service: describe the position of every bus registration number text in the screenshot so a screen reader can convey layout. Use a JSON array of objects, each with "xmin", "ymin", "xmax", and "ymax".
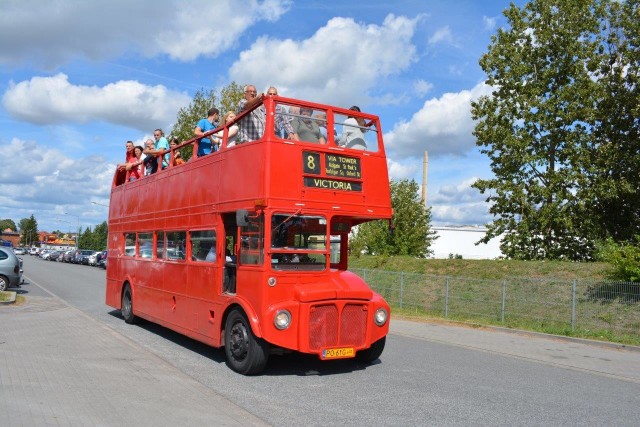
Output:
[{"xmin": 321, "ymin": 347, "xmax": 355, "ymax": 359}]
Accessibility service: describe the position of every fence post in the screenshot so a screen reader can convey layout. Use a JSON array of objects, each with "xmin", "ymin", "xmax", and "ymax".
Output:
[
  {"xmin": 363, "ymin": 268, "xmax": 367, "ymax": 283},
  {"xmin": 501, "ymin": 280, "xmax": 506, "ymax": 323},
  {"xmin": 400, "ymin": 272, "xmax": 404, "ymax": 309},
  {"xmin": 571, "ymin": 279, "xmax": 576, "ymax": 332},
  {"xmin": 445, "ymin": 277, "xmax": 449, "ymax": 317}
]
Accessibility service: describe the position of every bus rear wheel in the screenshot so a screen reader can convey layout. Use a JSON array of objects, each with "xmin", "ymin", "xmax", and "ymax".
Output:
[
  {"xmin": 121, "ymin": 284, "xmax": 137, "ymax": 324},
  {"xmin": 224, "ymin": 308, "xmax": 269, "ymax": 375},
  {"xmin": 355, "ymin": 336, "xmax": 386, "ymax": 363}
]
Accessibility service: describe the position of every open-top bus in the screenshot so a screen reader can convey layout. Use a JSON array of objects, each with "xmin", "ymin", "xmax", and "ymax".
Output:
[{"xmin": 105, "ymin": 94, "xmax": 393, "ymax": 374}]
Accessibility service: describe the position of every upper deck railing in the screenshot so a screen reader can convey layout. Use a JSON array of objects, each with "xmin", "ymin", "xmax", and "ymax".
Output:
[{"xmin": 113, "ymin": 96, "xmax": 386, "ymax": 188}]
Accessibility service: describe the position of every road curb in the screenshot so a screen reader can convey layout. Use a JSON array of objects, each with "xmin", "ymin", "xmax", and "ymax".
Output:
[
  {"xmin": 394, "ymin": 315, "xmax": 640, "ymax": 353},
  {"xmin": 0, "ymin": 291, "xmax": 17, "ymax": 304}
]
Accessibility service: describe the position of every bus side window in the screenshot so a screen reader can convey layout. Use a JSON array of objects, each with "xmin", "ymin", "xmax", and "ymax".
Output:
[
  {"xmin": 124, "ymin": 233, "xmax": 135, "ymax": 257},
  {"xmin": 156, "ymin": 231, "xmax": 165, "ymax": 259},
  {"xmin": 138, "ymin": 232, "xmax": 153, "ymax": 258},
  {"xmin": 191, "ymin": 230, "xmax": 216, "ymax": 262},
  {"xmin": 166, "ymin": 231, "xmax": 186, "ymax": 260}
]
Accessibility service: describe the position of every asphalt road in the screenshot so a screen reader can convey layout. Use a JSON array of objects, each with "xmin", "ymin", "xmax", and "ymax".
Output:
[{"xmin": 17, "ymin": 256, "xmax": 640, "ymax": 426}]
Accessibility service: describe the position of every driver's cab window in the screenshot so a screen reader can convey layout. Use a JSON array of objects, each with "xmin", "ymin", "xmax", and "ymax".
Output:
[{"xmin": 239, "ymin": 212, "xmax": 263, "ymax": 265}]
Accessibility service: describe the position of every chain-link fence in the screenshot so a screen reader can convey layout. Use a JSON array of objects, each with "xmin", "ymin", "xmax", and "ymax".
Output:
[{"xmin": 351, "ymin": 269, "xmax": 640, "ymax": 338}]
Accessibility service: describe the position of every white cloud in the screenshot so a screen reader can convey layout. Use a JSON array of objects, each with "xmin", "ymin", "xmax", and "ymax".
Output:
[
  {"xmin": 2, "ymin": 73, "xmax": 191, "ymax": 131},
  {"xmin": 0, "ymin": 0, "xmax": 291, "ymax": 67},
  {"xmin": 428, "ymin": 26, "xmax": 453, "ymax": 45},
  {"xmin": 383, "ymin": 81, "xmax": 493, "ymax": 158},
  {"xmin": 228, "ymin": 14, "xmax": 424, "ymax": 107},
  {"xmin": 413, "ymin": 79, "xmax": 434, "ymax": 97},
  {"xmin": 387, "ymin": 157, "xmax": 420, "ymax": 181},
  {"xmin": 483, "ymin": 16, "xmax": 498, "ymax": 31},
  {"xmin": 0, "ymin": 138, "xmax": 115, "ymax": 230},
  {"xmin": 429, "ymin": 178, "xmax": 492, "ymax": 226}
]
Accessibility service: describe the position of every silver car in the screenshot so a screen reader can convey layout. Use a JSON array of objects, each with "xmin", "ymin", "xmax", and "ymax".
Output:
[{"xmin": 0, "ymin": 247, "xmax": 22, "ymax": 291}]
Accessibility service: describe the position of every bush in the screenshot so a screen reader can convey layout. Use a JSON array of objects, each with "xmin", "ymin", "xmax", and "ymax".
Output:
[{"xmin": 596, "ymin": 237, "xmax": 640, "ymax": 282}]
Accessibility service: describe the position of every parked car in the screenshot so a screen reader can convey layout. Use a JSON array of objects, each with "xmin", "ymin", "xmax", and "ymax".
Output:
[
  {"xmin": 97, "ymin": 251, "xmax": 108, "ymax": 269},
  {"xmin": 40, "ymin": 250, "xmax": 52, "ymax": 260},
  {"xmin": 47, "ymin": 251, "xmax": 62, "ymax": 261},
  {"xmin": 29, "ymin": 247, "xmax": 38, "ymax": 256},
  {"xmin": 76, "ymin": 250, "xmax": 97, "ymax": 265},
  {"xmin": 88, "ymin": 251, "xmax": 100, "ymax": 266},
  {"xmin": 0, "ymin": 247, "xmax": 22, "ymax": 291},
  {"xmin": 13, "ymin": 247, "xmax": 26, "ymax": 255}
]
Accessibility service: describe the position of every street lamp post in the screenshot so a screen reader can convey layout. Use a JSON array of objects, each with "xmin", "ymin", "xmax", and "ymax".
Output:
[{"xmin": 64, "ymin": 212, "xmax": 80, "ymax": 249}]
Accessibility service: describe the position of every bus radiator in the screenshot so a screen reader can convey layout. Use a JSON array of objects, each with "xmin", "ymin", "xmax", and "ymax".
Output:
[{"xmin": 309, "ymin": 303, "xmax": 367, "ymax": 350}]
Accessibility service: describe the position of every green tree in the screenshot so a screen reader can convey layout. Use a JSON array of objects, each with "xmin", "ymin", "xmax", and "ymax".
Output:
[
  {"xmin": 170, "ymin": 82, "xmax": 244, "ymax": 160},
  {"xmin": 0, "ymin": 219, "xmax": 17, "ymax": 231},
  {"xmin": 581, "ymin": 0, "xmax": 640, "ymax": 244},
  {"xmin": 92, "ymin": 221, "xmax": 108, "ymax": 250},
  {"xmin": 77, "ymin": 226, "xmax": 93, "ymax": 250},
  {"xmin": 350, "ymin": 179, "xmax": 436, "ymax": 258},
  {"xmin": 18, "ymin": 215, "xmax": 38, "ymax": 247},
  {"xmin": 471, "ymin": 0, "xmax": 638, "ymax": 260}
]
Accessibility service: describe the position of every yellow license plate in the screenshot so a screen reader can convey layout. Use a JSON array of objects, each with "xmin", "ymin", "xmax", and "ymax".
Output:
[{"xmin": 321, "ymin": 347, "xmax": 355, "ymax": 359}]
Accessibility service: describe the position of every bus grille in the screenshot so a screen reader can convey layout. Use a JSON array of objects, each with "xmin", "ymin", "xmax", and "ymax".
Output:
[{"xmin": 309, "ymin": 304, "xmax": 367, "ymax": 350}]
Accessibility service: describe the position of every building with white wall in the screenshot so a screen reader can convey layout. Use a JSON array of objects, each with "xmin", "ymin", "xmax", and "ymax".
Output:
[{"xmin": 430, "ymin": 226, "xmax": 503, "ymax": 259}]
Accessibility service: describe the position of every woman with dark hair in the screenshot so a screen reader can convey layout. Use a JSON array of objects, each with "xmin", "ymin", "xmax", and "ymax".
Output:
[
  {"xmin": 126, "ymin": 145, "xmax": 144, "ymax": 181},
  {"xmin": 169, "ymin": 137, "xmax": 185, "ymax": 165},
  {"xmin": 339, "ymin": 105, "xmax": 367, "ymax": 150}
]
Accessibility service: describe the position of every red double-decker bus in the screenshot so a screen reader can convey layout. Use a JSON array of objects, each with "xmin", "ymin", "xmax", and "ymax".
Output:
[{"xmin": 105, "ymin": 95, "xmax": 392, "ymax": 374}]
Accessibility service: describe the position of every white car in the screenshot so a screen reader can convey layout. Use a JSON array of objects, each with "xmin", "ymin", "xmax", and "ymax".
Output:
[
  {"xmin": 29, "ymin": 247, "xmax": 39, "ymax": 255},
  {"xmin": 13, "ymin": 248, "xmax": 26, "ymax": 255}
]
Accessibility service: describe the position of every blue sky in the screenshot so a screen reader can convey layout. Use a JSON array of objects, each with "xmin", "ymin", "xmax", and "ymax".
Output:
[{"xmin": 0, "ymin": 0, "xmax": 523, "ymax": 234}]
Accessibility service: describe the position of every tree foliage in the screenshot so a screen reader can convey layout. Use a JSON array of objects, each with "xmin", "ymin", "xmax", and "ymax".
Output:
[
  {"xmin": 0, "ymin": 219, "xmax": 17, "ymax": 231},
  {"xmin": 471, "ymin": 0, "xmax": 639, "ymax": 260},
  {"xmin": 350, "ymin": 179, "xmax": 437, "ymax": 258},
  {"xmin": 18, "ymin": 215, "xmax": 38, "ymax": 246},
  {"xmin": 77, "ymin": 221, "xmax": 108, "ymax": 251},
  {"xmin": 597, "ymin": 236, "xmax": 640, "ymax": 282},
  {"xmin": 170, "ymin": 82, "xmax": 245, "ymax": 161}
]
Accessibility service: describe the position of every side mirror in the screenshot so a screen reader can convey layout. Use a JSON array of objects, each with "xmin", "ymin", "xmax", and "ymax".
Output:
[{"xmin": 236, "ymin": 209, "xmax": 249, "ymax": 227}]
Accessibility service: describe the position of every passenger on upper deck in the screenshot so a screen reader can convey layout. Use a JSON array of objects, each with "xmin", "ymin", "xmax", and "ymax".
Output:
[
  {"xmin": 127, "ymin": 145, "xmax": 144, "ymax": 181},
  {"xmin": 194, "ymin": 108, "xmax": 220, "ymax": 156},
  {"xmin": 142, "ymin": 139, "xmax": 159, "ymax": 175},
  {"xmin": 153, "ymin": 129, "xmax": 170, "ymax": 168},
  {"xmin": 237, "ymin": 85, "xmax": 265, "ymax": 143},
  {"xmin": 291, "ymin": 107, "xmax": 326, "ymax": 144},
  {"xmin": 339, "ymin": 106, "xmax": 367, "ymax": 150},
  {"xmin": 214, "ymin": 111, "xmax": 239, "ymax": 148},
  {"xmin": 169, "ymin": 137, "xmax": 185, "ymax": 165},
  {"xmin": 117, "ymin": 140, "xmax": 135, "ymax": 171},
  {"xmin": 267, "ymin": 86, "xmax": 294, "ymax": 139}
]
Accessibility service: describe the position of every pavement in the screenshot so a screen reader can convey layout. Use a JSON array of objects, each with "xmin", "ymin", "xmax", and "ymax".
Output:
[
  {"xmin": 1, "ymin": 287, "xmax": 639, "ymax": 426},
  {"xmin": 0, "ymin": 291, "xmax": 268, "ymax": 426}
]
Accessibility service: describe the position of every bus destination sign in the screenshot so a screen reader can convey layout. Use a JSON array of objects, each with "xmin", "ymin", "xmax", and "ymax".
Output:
[{"xmin": 302, "ymin": 151, "xmax": 362, "ymax": 192}]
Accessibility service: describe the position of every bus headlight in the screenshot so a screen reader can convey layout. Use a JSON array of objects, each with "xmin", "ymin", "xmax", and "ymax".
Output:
[
  {"xmin": 274, "ymin": 310, "xmax": 291, "ymax": 330},
  {"xmin": 374, "ymin": 308, "xmax": 388, "ymax": 326}
]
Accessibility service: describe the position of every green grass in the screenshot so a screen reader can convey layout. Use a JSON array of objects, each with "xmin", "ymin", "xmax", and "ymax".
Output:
[
  {"xmin": 349, "ymin": 256, "xmax": 640, "ymax": 346},
  {"xmin": 349, "ymin": 255, "xmax": 610, "ymax": 280}
]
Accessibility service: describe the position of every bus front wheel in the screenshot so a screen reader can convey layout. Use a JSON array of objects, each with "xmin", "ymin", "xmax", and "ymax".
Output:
[
  {"xmin": 355, "ymin": 336, "xmax": 386, "ymax": 363},
  {"xmin": 224, "ymin": 308, "xmax": 269, "ymax": 375},
  {"xmin": 121, "ymin": 284, "xmax": 137, "ymax": 324}
]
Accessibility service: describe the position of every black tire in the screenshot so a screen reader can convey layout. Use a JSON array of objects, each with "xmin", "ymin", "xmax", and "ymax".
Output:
[
  {"xmin": 0, "ymin": 275, "xmax": 8, "ymax": 292},
  {"xmin": 121, "ymin": 284, "xmax": 137, "ymax": 324},
  {"xmin": 224, "ymin": 308, "xmax": 269, "ymax": 375},
  {"xmin": 355, "ymin": 336, "xmax": 386, "ymax": 363}
]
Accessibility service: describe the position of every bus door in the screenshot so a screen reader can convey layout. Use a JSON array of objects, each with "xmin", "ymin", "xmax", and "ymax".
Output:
[{"xmin": 232, "ymin": 210, "xmax": 265, "ymax": 297}]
